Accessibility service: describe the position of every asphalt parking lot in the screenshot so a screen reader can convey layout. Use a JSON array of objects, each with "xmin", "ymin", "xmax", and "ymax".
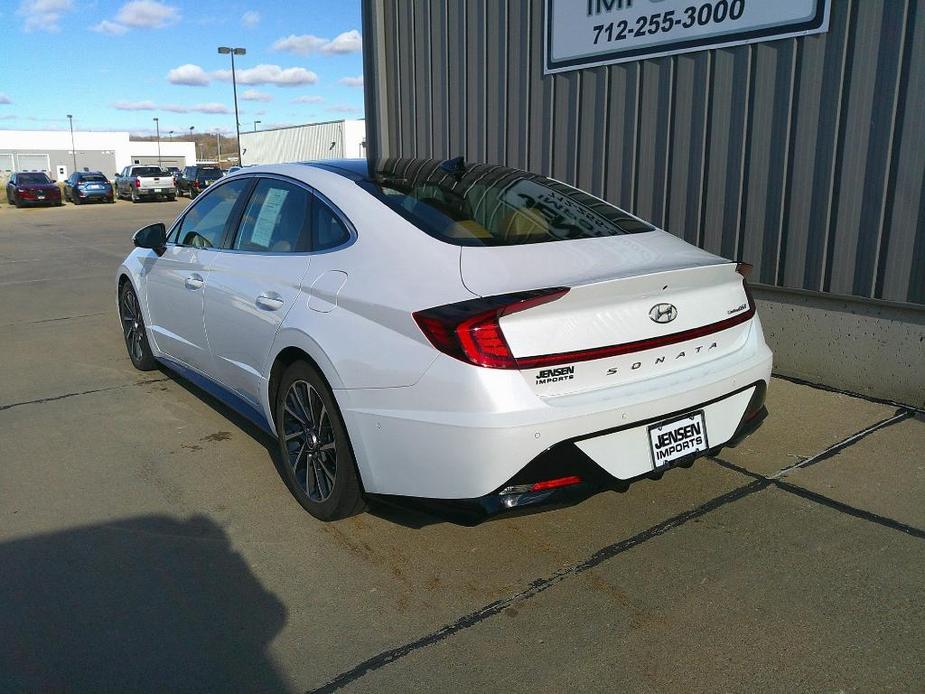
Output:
[{"xmin": 1, "ymin": 199, "xmax": 923, "ymax": 692}]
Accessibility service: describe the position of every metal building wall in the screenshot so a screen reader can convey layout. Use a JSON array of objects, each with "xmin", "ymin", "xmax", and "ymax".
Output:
[
  {"xmin": 240, "ymin": 121, "xmax": 346, "ymax": 165},
  {"xmin": 363, "ymin": 0, "xmax": 925, "ymax": 306}
]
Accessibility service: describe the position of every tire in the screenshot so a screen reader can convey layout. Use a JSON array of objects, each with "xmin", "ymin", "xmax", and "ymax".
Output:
[
  {"xmin": 275, "ymin": 361, "xmax": 365, "ymax": 521},
  {"xmin": 14, "ymin": 196, "xmax": 22, "ymax": 209},
  {"xmin": 167, "ymin": 195, "xmax": 176, "ymax": 202},
  {"xmin": 73, "ymin": 194, "xmax": 81, "ymax": 205},
  {"xmin": 118, "ymin": 282, "xmax": 157, "ymax": 371},
  {"xmin": 131, "ymin": 188, "xmax": 139, "ymax": 203}
]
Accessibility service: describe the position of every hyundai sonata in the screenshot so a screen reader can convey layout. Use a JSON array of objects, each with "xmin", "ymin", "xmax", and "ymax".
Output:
[{"xmin": 116, "ymin": 158, "xmax": 772, "ymax": 521}]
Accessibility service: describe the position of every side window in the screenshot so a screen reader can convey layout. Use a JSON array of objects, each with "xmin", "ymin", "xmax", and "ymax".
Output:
[
  {"xmin": 312, "ymin": 196, "xmax": 351, "ymax": 251},
  {"xmin": 232, "ymin": 179, "xmax": 310, "ymax": 253},
  {"xmin": 175, "ymin": 178, "xmax": 250, "ymax": 249}
]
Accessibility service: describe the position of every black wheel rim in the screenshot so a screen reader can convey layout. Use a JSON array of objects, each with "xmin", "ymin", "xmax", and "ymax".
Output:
[
  {"xmin": 282, "ymin": 380, "xmax": 337, "ymax": 502},
  {"xmin": 120, "ymin": 288, "xmax": 145, "ymax": 363}
]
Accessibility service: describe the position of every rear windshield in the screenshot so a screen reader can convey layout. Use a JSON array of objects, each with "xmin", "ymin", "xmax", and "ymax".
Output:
[
  {"xmin": 79, "ymin": 174, "xmax": 107, "ymax": 182},
  {"xmin": 198, "ymin": 169, "xmax": 223, "ymax": 181},
  {"xmin": 132, "ymin": 167, "xmax": 165, "ymax": 176},
  {"xmin": 356, "ymin": 159, "xmax": 654, "ymax": 246},
  {"xmin": 19, "ymin": 173, "xmax": 51, "ymax": 184}
]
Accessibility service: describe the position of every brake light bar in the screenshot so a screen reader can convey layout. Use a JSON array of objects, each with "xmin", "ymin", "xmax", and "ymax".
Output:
[
  {"xmin": 499, "ymin": 475, "xmax": 583, "ymax": 496},
  {"xmin": 414, "ymin": 265, "xmax": 756, "ymax": 371},
  {"xmin": 516, "ymin": 287, "xmax": 755, "ymax": 370}
]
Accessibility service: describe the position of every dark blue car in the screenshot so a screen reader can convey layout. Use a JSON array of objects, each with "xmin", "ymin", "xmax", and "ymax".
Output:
[{"xmin": 64, "ymin": 171, "xmax": 114, "ymax": 204}]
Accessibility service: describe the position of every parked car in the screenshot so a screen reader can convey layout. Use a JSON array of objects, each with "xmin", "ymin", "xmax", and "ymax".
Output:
[
  {"xmin": 64, "ymin": 171, "xmax": 114, "ymax": 204},
  {"xmin": 164, "ymin": 166, "xmax": 181, "ymax": 186},
  {"xmin": 114, "ymin": 165, "xmax": 176, "ymax": 202},
  {"xmin": 6, "ymin": 172, "xmax": 62, "ymax": 207},
  {"xmin": 176, "ymin": 165, "xmax": 224, "ymax": 199},
  {"xmin": 116, "ymin": 158, "xmax": 772, "ymax": 522}
]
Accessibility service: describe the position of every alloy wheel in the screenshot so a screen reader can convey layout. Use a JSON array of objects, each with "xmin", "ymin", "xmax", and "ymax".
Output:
[
  {"xmin": 282, "ymin": 380, "xmax": 337, "ymax": 502},
  {"xmin": 120, "ymin": 287, "xmax": 145, "ymax": 363}
]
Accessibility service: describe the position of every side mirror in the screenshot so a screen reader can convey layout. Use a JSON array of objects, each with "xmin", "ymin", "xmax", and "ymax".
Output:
[{"xmin": 133, "ymin": 223, "xmax": 167, "ymax": 253}]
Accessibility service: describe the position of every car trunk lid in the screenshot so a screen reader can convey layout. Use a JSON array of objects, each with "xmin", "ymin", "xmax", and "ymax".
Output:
[{"xmin": 459, "ymin": 232, "xmax": 754, "ymax": 396}]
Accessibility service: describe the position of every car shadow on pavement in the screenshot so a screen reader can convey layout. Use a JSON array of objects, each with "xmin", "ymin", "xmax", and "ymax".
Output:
[{"xmin": 0, "ymin": 514, "xmax": 288, "ymax": 691}]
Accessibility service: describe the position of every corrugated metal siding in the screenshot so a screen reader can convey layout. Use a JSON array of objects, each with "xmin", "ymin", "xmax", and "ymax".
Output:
[
  {"xmin": 239, "ymin": 121, "xmax": 345, "ymax": 165},
  {"xmin": 363, "ymin": 0, "xmax": 925, "ymax": 306}
]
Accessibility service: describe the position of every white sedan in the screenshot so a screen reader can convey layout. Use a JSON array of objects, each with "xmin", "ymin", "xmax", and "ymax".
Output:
[{"xmin": 117, "ymin": 158, "xmax": 772, "ymax": 521}]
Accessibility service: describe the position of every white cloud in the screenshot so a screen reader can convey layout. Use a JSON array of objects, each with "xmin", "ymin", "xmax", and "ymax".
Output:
[
  {"xmin": 292, "ymin": 95, "xmax": 324, "ymax": 104},
  {"xmin": 338, "ymin": 75, "xmax": 364, "ymax": 88},
  {"xmin": 214, "ymin": 64, "xmax": 318, "ymax": 87},
  {"xmin": 322, "ymin": 30, "xmax": 362, "ymax": 54},
  {"xmin": 327, "ymin": 104, "xmax": 360, "ymax": 114},
  {"xmin": 271, "ymin": 34, "xmax": 327, "ymax": 56},
  {"xmin": 115, "ymin": 0, "xmax": 179, "ymax": 28},
  {"xmin": 241, "ymin": 89, "xmax": 272, "ymax": 102},
  {"xmin": 112, "ymin": 101, "xmax": 229, "ymax": 114},
  {"xmin": 92, "ymin": 20, "xmax": 128, "ymax": 35},
  {"xmin": 272, "ymin": 29, "xmax": 362, "ymax": 55},
  {"xmin": 241, "ymin": 10, "xmax": 260, "ymax": 27},
  {"xmin": 0, "ymin": 93, "xmax": 12, "ymax": 105},
  {"xmin": 167, "ymin": 63, "xmax": 211, "ymax": 86},
  {"xmin": 17, "ymin": 0, "xmax": 73, "ymax": 32},
  {"xmin": 113, "ymin": 100, "xmax": 158, "ymax": 111}
]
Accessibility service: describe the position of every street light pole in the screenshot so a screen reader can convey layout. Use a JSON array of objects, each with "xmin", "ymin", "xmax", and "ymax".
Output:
[
  {"xmin": 216, "ymin": 131, "xmax": 221, "ymax": 167},
  {"xmin": 189, "ymin": 126, "xmax": 195, "ymax": 162},
  {"xmin": 153, "ymin": 117, "xmax": 161, "ymax": 168},
  {"xmin": 218, "ymin": 46, "xmax": 246, "ymax": 166},
  {"xmin": 66, "ymin": 114, "xmax": 77, "ymax": 174},
  {"xmin": 169, "ymin": 130, "xmax": 174, "ymax": 141},
  {"xmin": 254, "ymin": 120, "xmax": 261, "ymax": 132}
]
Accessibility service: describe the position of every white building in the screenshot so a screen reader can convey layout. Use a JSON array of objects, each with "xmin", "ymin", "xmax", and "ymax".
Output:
[
  {"xmin": 239, "ymin": 119, "xmax": 366, "ymax": 166},
  {"xmin": 0, "ymin": 130, "xmax": 196, "ymax": 181}
]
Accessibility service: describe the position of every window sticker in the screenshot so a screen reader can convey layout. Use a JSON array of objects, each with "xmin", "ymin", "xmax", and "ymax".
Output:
[{"xmin": 250, "ymin": 187, "xmax": 289, "ymax": 247}]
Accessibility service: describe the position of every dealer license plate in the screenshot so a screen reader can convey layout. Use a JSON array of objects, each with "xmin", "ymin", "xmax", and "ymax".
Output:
[{"xmin": 648, "ymin": 410, "xmax": 708, "ymax": 468}]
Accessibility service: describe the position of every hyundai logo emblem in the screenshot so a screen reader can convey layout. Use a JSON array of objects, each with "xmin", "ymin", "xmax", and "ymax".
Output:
[{"xmin": 649, "ymin": 303, "xmax": 678, "ymax": 324}]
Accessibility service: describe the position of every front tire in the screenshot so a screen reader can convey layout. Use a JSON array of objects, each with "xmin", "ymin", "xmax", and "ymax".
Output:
[
  {"xmin": 275, "ymin": 361, "xmax": 365, "ymax": 521},
  {"xmin": 119, "ymin": 282, "xmax": 157, "ymax": 371}
]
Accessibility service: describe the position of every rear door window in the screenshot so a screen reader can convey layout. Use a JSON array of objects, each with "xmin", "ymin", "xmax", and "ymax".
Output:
[
  {"xmin": 231, "ymin": 179, "xmax": 310, "ymax": 253},
  {"xmin": 173, "ymin": 178, "xmax": 251, "ymax": 248}
]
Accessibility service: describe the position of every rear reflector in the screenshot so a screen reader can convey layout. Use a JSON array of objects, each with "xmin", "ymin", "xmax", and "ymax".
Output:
[
  {"xmin": 413, "ymin": 288, "xmax": 569, "ymax": 369},
  {"xmin": 499, "ymin": 475, "xmax": 582, "ymax": 496}
]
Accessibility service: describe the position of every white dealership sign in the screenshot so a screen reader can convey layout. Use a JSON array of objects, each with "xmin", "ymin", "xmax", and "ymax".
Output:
[{"xmin": 545, "ymin": 0, "xmax": 830, "ymax": 73}]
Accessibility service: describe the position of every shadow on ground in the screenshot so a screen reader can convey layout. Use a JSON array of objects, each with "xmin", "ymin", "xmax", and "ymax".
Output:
[{"xmin": 0, "ymin": 515, "xmax": 288, "ymax": 691}]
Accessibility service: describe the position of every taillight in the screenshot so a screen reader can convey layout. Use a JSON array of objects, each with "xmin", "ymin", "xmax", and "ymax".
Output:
[
  {"xmin": 413, "ymin": 288, "xmax": 569, "ymax": 369},
  {"xmin": 134, "ymin": 177, "xmax": 141, "ymax": 188}
]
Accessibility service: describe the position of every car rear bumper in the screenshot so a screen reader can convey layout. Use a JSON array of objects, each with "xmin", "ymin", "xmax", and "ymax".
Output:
[
  {"xmin": 340, "ymin": 318, "xmax": 773, "ymax": 501},
  {"xmin": 369, "ymin": 388, "xmax": 767, "ymax": 523}
]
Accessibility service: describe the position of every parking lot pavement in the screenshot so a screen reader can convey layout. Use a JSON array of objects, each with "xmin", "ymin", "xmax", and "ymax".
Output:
[{"xmin": 1, "ymin": 203, "xmax": 923, "ymax": 692}]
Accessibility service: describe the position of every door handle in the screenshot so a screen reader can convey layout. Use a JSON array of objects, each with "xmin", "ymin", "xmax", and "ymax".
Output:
[
  {"xmin": 185, "ymin": 274, "xmax": 204, "ymax": 290},
  {"xmin": 256, "ymin": 293, "xmax": 284, "ymax": 311}
]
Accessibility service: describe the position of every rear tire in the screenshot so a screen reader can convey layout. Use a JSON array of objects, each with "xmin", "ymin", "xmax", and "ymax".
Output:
[
  {"xmin": 275, "ymin": 361, "xmax": 365, "ymax": 521},
  {"xmin": 119, "ymin": 282, "xmax": 157, "ymax": 371},
  {"xmin": 131, "ymin": 188, "xmax": 139, "ymax": 203}
]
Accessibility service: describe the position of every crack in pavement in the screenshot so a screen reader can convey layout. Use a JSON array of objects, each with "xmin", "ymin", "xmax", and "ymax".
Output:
[
  {"xmin": 0, "ymin": 377, "xmax": 170, "ymax": 413},
  {"xmin": 308, "ymin": 402, "xmax": 923, "ymax": 692},
  {"xmin": 309, "ymin": 479, "xmax": 767, "ymax": 694}
]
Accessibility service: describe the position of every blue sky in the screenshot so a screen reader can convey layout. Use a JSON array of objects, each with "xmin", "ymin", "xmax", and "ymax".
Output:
[{"xmin": 0, "ymin": 0, "xmax": 364, "ymax": 135}]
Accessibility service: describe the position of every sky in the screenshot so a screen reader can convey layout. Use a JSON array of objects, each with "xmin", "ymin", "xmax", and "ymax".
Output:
[{"xmin": 0, "ymin": 0, "xmax": 364, "ymax": 136}]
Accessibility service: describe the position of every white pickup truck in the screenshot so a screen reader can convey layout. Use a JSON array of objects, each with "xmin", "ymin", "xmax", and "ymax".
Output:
[{"xmin": 114, "ymin": 165, "xmax": 176, "ymax": 203}]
